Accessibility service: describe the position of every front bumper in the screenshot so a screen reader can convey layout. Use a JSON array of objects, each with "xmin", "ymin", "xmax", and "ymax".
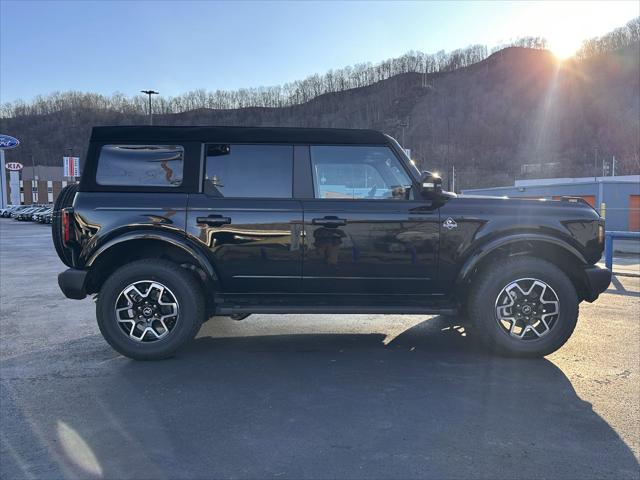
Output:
[
  {"xmin": 58, "ymin": 268, "xmax": 88, "ymax": 300},
  {"xmin": 583, "ymin": 264, "xmax": 612, "ymax": 302}
]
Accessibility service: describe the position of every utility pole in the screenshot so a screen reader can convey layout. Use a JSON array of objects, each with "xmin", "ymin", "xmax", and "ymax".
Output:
[
  {"xmin": 141, "ymin": 90, "xmax": 159, "ymax": 125},
  {"xmin": 612, "ymin": 156, "xmax": 616, "ymax": 176},
  {"xmin": 446, "ymin": 118, "xmax": 451, "ymax": 190},
  {"xmin": 399, "ymin": 120, "xmax": 409, "ymax": 147},
  {"xmin": 451, "ymin": 165, "xmax": 456, "ymax": 193},
  {"xmin": 594, "ymin": 146, "xmax": 599, "ymax": 182}
]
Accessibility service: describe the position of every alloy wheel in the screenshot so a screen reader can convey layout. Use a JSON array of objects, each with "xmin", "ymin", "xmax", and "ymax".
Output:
[
  {"xmin": 114, "ymin": 280, "xmax": 179, "ymax": 342},
  {"xmin": 494, "ymin": 278, "xmax": 560, "ymax": 340}
]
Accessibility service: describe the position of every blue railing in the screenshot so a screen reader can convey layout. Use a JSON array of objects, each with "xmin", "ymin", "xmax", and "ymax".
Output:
[{"xmin": 604, "ymin": 231, "xmax": 640, "ymax": 270}]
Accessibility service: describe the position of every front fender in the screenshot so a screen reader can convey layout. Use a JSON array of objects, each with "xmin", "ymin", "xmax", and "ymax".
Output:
[{"xmin": 455, "ymin": 233, "xmax": 588, "ymax": 286}]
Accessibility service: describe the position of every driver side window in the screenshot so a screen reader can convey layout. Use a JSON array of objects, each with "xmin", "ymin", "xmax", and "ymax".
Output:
[{"xmin": 310, "ymin": 146, "xmax": 413, "ymax": 200}]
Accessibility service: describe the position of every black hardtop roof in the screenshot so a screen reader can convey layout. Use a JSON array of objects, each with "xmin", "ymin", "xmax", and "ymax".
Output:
[{"xmin": 90, "ymin": 125, "xmax": 390, "ymax": 145}]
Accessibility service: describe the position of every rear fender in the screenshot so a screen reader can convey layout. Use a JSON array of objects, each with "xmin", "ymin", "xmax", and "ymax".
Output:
[{"xmin": 86, "ymin": 230, "xmax": 219, "ymax": 287}]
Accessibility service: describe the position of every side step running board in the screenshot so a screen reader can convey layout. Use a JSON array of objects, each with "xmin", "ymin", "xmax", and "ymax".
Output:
[{"xmin": 216, "ymin": 305, "xmax": 457, "ymax": 316}]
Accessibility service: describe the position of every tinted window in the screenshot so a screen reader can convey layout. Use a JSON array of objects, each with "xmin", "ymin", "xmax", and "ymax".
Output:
[
  {"xmin": 310, "ymin": 146, "xmax": 413, "ymax": 200},
  {"xmin": 96, "ymin": 145, "xmax": 184, "ymax": 187},
  {"xmin": 205, "ymin": 144, "xmax": 293, "ymax": 198}
]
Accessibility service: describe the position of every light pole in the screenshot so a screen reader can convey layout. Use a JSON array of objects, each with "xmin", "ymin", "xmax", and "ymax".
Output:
[
  {"xmin": 141, "ymin": 90, "xmax": 159, "ymax": 125},
  {"xmin": 399, "ymin": 120, "xmax": 409, "ymax": 147}
]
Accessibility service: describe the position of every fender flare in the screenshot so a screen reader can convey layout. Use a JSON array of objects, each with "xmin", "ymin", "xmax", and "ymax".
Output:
[
  {"xmin": 86, "ymin": 230, "xmax": 219, "ymax": 284},
  {"xmin": 455, "ymin": 233, "xmax": 588, "ymax": 286}
]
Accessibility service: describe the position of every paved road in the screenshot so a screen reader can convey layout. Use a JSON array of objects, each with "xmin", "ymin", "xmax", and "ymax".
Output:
[{"xmin": 1, "ymin": 220, "xmax": 639, "ymax": 479}]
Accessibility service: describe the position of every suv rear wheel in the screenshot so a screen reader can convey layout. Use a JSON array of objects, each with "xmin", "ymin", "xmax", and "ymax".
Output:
[
  {"xmin": 96, "ymin": 259, "xmax": 205, "ymax": 360},
  {"xmin": 468, "ymin": 257, "xmax": 579, "ymax": 357}
]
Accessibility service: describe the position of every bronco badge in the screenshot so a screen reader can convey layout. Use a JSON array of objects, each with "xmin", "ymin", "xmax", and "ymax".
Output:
[{"xmin": 443, "ymin": 217, "xmax": 458, "ymax": 230}]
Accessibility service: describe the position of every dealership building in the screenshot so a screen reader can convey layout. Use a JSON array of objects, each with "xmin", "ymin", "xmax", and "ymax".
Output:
[
  {"xmin": 3, "ymin": 165, "xmax": 78, "ymax": 205},
  {"xmin": 462, "ymin": 175, "xmax": 640, "ymax": 232}
]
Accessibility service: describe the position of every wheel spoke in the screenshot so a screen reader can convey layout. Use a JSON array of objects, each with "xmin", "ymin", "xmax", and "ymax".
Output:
[
  {"xmin": 159, "ymin": 318, "xmax": 170, "ymax": 334},
  {"xmin": 146, "ymin": 325, "xmax": 161, "ymax": 339},
  {"xmin": 123, "ymin": 285, "xmax": 145, "ymax": 304},
  {"xmin": 508, "ymin": 318, "xmax": 519, "ymax": 337},
  {"xmin": 115, "ymin": 306, "xmax": 134, "ymax": 321}
]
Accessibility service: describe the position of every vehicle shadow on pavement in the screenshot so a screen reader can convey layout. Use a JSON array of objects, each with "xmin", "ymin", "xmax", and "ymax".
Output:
[{"xmin": 1, "ymin": 316, "xmax": 639, "ymax": 480}]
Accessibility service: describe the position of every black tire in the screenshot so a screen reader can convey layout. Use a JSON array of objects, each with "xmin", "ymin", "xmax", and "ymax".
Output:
[
  {"xmin": 52, "ymin": 184, "xmax": 79, "ymax": 267},
  {"xmin": 468, "ymin": 256, "xmax": 578, "ymax": 357},
  {"xmin": 96, "ymin": 259, "xmax": 205, "ymax": 360}
]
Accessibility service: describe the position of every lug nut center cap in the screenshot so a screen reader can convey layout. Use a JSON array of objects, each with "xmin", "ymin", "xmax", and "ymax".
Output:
[
  {"xmin": 142, "ymin": 307, "xmax": 153, "ymax": 317},
  {"xmin": 521, "ymin": 304, "xmax": 532, "ymax": 315}
]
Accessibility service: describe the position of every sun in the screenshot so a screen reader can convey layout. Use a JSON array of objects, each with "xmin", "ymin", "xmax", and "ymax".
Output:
[
  {"xmin": 546, "ymin": 23, "xmax": 587, "ymax": 60},
  {"xmin": 512, "ymin": 1, "xmax": 640, "ymax": 60},
  {"xmin": 548, "ymin": 37, "xmax": 583, "ymax": 59}
]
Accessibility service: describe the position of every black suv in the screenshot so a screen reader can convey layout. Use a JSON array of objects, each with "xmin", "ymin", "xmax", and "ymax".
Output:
[{"xmin": 54, "ymin": 126, "xmax": 611, "ymax": 360}]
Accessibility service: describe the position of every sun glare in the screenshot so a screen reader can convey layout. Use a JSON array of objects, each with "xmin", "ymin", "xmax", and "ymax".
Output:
[
  {"xmin": 503, "ymin": 1, "xmax": 639, "ymax": 61},
  {"xmin": 548, "ymin": 37, "xmax": 582, "ymax": 59},
  {"xmin": 546, "ymin": 20, "xmax": 591, "ymax": 59}
]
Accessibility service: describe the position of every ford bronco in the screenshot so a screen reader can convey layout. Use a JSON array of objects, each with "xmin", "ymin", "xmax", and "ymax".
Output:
[{"xmin": 53, "ymin": 126, "xmax": 611, "ymax": 360}]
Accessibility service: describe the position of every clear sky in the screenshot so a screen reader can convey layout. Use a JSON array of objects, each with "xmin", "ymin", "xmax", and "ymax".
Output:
[{"xmin": 1, "ymin": 0, "xmax": 638, "ymax": 103}]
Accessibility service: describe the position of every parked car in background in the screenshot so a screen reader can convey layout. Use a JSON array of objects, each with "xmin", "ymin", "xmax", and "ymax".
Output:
[
  {"xmin": 2, "ymin": 205, "xmax": 28, "ymax": 218},
  {"xmin": 0, "ymin": 205, "xmax": 16, "ymax": 217},
  {"xmin": 15, "ymin": 206, "xmax": 48, "ymax": 221},
  {"xmin": 17, "ymin": 206, "xmax": 38, "ymax": 221},
  {"xmin": 31, "ymin": 206, "xmax": 51, "ymax": 221},
  {"xmin": 12, "ymin": 206, "xmax": 37, "ymax": 220},
  {"xmin": 34, "ymin": 207, "xmax": 53, "ymax": 223}
]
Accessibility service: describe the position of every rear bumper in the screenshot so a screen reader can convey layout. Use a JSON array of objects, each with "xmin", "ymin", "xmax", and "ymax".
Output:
[
  {"xmin": 58, "ymin": 268, "xmax": 88, "ymax": 300},
  {"xmin": 583, "ymin": 265, "xmax": 612, "ymax": 302}
]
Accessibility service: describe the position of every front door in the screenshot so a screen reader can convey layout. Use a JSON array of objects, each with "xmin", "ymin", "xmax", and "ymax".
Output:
[
  {"xmin": 301, "ymin": 145, "xmax": 439, "ymax": 294},
  {"xmin": 186, "ymin": 144, "xmax": 303, "ymax": 293}
]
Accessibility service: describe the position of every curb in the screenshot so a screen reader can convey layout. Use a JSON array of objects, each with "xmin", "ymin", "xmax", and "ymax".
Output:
[{"xmin": 613, "ymin": 272, "xmax": 640, "ymax": 278}]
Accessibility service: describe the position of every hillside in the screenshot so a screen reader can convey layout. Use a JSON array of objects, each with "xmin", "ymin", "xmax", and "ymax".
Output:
[{"xmin": 1, "ymin": 44, "xmax": 638, "ymax": 189}]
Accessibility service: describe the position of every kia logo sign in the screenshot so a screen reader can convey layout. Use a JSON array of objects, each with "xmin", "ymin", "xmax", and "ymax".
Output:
[
  {"xmin": 0, "ymin": 135, "xmax": 19, "ymax": 150},
  {"xmin": 5, "ymin": 162, "xmax": 23, "ymax": 171}
]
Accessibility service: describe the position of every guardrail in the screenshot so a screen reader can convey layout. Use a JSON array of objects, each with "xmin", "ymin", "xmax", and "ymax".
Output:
[{"xmin": 604, "ymin": 231, "xmax": 640, "ymax": 270}]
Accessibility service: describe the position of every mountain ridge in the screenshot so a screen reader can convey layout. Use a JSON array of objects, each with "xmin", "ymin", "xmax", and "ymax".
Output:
[{"xmin": 1, "ymin": 44, "xmax": 638, "ymax": 189}]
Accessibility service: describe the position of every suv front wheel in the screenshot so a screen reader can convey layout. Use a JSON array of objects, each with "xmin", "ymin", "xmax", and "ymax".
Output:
[
  {"xmin": 468, "ymin": 257, "xmax": 579, "ymax": 357},
  {"xmin": 96, "ymin": 259, "xmax": 205, "ymax": 360}
]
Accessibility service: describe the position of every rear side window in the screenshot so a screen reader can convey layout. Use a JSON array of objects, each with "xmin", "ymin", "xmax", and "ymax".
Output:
[
  {"xmin": 96, "ymin": 145, "xmax": 184, "ymax": 187},
  {"xmin": 205, "ymin": 144, "xmax": 293, "ymax": 198}
]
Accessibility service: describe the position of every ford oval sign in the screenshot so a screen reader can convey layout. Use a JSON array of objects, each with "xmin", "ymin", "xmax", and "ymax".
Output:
[
  {"xmin": 5, "ymin": 162, "xmax": 23, "ymax": 171},
  {"xmin": 0, "ymin": 135, "xmax": 19, "ymax": 150}
]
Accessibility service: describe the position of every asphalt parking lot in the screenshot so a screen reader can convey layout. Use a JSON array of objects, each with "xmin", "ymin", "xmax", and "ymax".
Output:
[{"xmin": 1, "ymin": 220, "xmax": 639, "ymax": 480}]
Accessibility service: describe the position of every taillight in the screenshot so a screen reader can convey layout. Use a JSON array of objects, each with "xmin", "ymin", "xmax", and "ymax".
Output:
[{"xmin": 62, "ymin": 209, "xmax": 70, "ymax": 244}]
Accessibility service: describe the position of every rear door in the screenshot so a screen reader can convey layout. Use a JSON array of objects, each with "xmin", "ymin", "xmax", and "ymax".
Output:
[
  {"xmin": 301, "ymin": 145, "xmax": 439, "ymax": 294},
  {"xmin": 186, "ymin": 144, "xmax": 303, "ymax": 293}
]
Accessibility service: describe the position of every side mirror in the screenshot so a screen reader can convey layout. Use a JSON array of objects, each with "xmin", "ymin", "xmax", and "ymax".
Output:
[{"xmin": 420, "ymin": 171, "xmax": 442, "ymax": 197}]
